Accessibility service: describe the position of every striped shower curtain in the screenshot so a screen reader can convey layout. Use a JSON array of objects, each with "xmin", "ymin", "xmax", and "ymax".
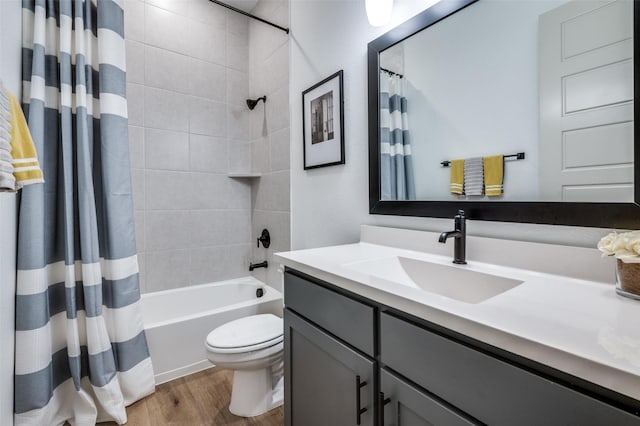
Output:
[
  {"xmin": 380, "ymin": 72, "xmax": 415, "ymax": 200},
  {"xmin": 15, "ymin": 0, "xmax": 155, "ymax": 424}
]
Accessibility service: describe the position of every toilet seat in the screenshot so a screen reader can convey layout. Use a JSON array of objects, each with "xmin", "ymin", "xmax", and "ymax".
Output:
[{"xmin": 206, "ymin": 314, "xmax": 283, "ymax": 354}]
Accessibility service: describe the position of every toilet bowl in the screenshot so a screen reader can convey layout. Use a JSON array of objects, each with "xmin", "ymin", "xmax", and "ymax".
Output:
[{"xmin": 205, "ymin": 313, "xmax": 284, "ymax": 417}]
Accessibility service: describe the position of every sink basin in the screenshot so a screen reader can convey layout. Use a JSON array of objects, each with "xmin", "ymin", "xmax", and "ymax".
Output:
[{"xmin": 344, "ymin": 256, "xmax": 523, "ymax": 304}]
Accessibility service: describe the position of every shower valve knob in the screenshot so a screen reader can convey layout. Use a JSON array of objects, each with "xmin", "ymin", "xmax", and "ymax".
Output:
[{"xmin": 257, "ymin": 229, "xmax": 271, "ymax": 248}]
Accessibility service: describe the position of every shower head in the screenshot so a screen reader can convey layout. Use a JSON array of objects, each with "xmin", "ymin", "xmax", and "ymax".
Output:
[{"xmin": 246, "ymin": 96, "xmax": 267, "ymax": 110}]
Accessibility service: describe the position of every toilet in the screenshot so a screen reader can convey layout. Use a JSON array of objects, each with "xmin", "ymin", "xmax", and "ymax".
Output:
[{"xmin": 205, "ymin": 313, "xmax": 284, "ymax": 417}]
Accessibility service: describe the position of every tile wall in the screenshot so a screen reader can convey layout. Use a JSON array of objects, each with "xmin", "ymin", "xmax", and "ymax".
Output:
[
  {"xmin": 125, "ymin": 0, "xmax": 254, "ymax": 292},
  {"xmin": 248, "ymin": 0, "xmax": 290, "ymax": 291}
]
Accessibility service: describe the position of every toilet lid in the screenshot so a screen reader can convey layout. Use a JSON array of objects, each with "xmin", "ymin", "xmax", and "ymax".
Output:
[{"xmin": 206, "ymin": 314, "xmax": 283, "ymax": 349}]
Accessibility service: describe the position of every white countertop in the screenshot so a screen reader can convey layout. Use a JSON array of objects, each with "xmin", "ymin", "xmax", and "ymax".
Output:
[{"xmin": 274, "ymin": 226, "xmax": 640, "ymax": 401}]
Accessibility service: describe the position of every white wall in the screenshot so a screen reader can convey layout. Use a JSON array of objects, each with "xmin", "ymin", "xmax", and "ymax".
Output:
[
  {"xmin": 290, "ymin": 0, "xmax": 612, "ymax": 252},
  {"xmin": 0, "ymin": 1, "xmax": 21, "ymax": 424}
]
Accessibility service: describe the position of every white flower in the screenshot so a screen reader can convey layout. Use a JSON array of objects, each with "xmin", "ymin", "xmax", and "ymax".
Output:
[{"xmin": 598, "ymin": 231, "xmax": 640, "ymax": 262}]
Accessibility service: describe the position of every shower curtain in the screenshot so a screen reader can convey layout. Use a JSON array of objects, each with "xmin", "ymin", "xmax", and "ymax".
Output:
[
  {"xmin": 15, "ymin": 0, "xmax": 155, "ymax": 424},
  {"xmin": 380, "ymin": 72, "xmax": 416, "ymax": 200}
]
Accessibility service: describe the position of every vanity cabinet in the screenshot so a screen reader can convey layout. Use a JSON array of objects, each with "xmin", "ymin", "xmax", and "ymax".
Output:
[
  {"xmin": 284, "ymin": 270, "xmax": 640, "ymax": 426},
  {"xmin": 284, "ymin": 271, "xmax": 376, "ymax": 426},
  {"xmin": 380, "ymin": 368, "xmax": 477, "ymax": 426}
]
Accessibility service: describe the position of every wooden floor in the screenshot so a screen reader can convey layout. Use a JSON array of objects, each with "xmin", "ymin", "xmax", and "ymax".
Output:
[{"xmin": 101, "ymin": 368, "xmax": 284, "ymax": 426}]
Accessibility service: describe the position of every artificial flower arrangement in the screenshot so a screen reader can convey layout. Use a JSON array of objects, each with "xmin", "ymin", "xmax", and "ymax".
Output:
[
  {"xmin": 597, "ymin": 231, "xmax": 640, "ymax": 263},
  {"xmin": 598, "ymin": 231, "xmax": 640, "ymax": 298}
]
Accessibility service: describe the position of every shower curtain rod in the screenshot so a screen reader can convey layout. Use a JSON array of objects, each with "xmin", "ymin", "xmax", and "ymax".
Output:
[{"xmin": 208, "ymin": 0, "xmax": 290, "ymax": 34}]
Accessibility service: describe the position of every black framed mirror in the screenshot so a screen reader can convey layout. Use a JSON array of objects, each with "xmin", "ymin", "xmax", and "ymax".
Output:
[{"xmin": 368, "ymin": 0, "xmax": 640, "ymax": 228}]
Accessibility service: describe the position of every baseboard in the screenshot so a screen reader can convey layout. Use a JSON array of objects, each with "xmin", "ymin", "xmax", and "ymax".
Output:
[{"xmin": 154, "ymin": 360, "xmax": 215, "ymax": 385}]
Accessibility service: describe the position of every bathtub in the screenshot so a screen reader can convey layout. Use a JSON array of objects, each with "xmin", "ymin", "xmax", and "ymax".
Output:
[{"xmin": 141, "ymin": 276, "xmax": 283, "ymax": 384}]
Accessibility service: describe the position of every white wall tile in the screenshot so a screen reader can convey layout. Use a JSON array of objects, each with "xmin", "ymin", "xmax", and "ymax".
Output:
[
  {"xmin": 145, "ymin": 46, "xmax": 191, "ymax": 94},
  {"xmin": 263, "ymin": 42, "xmax": 289, "ymax": 95},
  {"xmin": 185, "ymin": 22, "xmax": 226, "ymax": 65},
  {"xmin": 228, "ymin": 140, "xmax": 252, "ymax": 173},
  {"xmin": 144, "ymin": 4, "xmax": 190, "ymax": 54},
  {"xmin": 131, "ymin": 168, "xmax": 145, "ymax": 210},
  {"xmin": 225, "ymin": 244, "xmax": 252, "ymax": 279},
  {"xmin": 227, "ymin": 178, "xmax": 252, "ymax": 210},
  {"xmin": 227, "ymin": 104, "xmax": 250, "ymax": 140},
  {"xmin": 144, "ymin": 128, "xmax": 189, "ymax": 170},
  {"xmin": 145, "ymin": 0, "xmax": 190, "ymax": 16},
  {"xmin": 189, "ymin": 246, "xmax": 228, "ymax": 285},
  {"xmin": 190, "ymin": 135, "xmax": 228, "ymax": 173},
  {"xmin": 227, "ymin": 32, "xmax": 249, "ymax": 72},
  {"xmin": 145, "ymin": 170, "xmax": 194, "ymax": 210},
  {"xmin": 268, "ymin": 170, "xmax": 290, "ymax": 212},
  {"xmin": 127, "ymin": 83, "xmax": 144, "ymax": 126},
  {"xmin": 128, "ymin": 125, "xmax": 145, "ymax": 169},
  {"xmin": 227, "ymin": 11, "xmax": 249, "ymax": 36},
  {"xmin": 187, "ymin": 0, "xmax": 227, "ymax": 28},
  {"xmin": 188, "ymin": 97, "xmax": 227, "ymax": 136},
  {"xmin": 135, "ymin": 210, "xmax": 146, "ymax": 251},
  {"xmin": 144, "ymin": 87, "xmax": 190, "ymax": 132},
  {"xmin": 124, "ymin": 0, "xmax": 145, "ymax": 42},
  {"xmin": 188, "ymin": 210, "xmax": 228, "ymax": 247},
  {"xmin": 125, "ymin": 40, "xmax": 145, "ymax": 85},
  {"xmin": 146, "ymin": 249, "xmax": 191, "ymax": 291},
  {"xmin": 266, "ymin": 84, "xmax": 289, "ymax": 133},
  {"xmin": 225, "ymin": 209, "xmax": 252, "ymax": 244},
  {"xmin": 188, "ymin": 60, "xmax": 227, "ymax": 102},
  {"xmin": 269, "ymin": 126, "xmax": 289, "ymax": 172},
  {"xmin": 227, "ymin": 69, "xmax": 249, "ymax": 106},
  {"xmin": 251, "ymin": 137, "xmax": 269, "ymax": 173},
  {"xmin": 145, "ymin": 211, "xmax": 193, "ymax": 250},
  {"xmin": 191, "ymin": 173, "xmax": 229, "ymax": 210}
]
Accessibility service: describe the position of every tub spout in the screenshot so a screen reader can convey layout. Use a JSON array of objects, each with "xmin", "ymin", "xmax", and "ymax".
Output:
[{"xmin": 249, "ymin": 261, "xmax": 268, "ymax": 271}]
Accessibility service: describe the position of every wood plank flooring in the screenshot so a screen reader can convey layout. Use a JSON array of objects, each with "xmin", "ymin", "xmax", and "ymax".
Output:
[{"xmin": 101, "ymin": 368, "xmax": 284, "ymax": 426}]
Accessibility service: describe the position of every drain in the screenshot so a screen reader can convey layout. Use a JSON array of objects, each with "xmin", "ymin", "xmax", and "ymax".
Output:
[{"xmin": 256, "ymin": 288, "xmax": 264, "ymax": 298}]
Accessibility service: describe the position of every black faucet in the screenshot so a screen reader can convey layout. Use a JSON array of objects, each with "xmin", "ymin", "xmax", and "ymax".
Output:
[{"xmin": 439, "ymin": 210, "xmax": 467, "ymax": 264}]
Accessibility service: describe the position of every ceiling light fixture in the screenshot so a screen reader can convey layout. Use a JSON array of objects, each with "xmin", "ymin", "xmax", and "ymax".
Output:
[{"xmin": 366, "ymin": 0, "xmax": 394, "ymax": 27}]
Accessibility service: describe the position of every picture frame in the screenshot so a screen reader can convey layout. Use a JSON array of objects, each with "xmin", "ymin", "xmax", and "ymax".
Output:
[{"xmin": 302, "ymin": 70, "xmax": 345, "ymax": 169}]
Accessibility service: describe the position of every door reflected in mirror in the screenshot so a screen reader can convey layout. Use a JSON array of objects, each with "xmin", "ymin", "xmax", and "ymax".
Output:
[{"xmin": 378, "ymin": 0, "xmax": 634, "ymax": 202}]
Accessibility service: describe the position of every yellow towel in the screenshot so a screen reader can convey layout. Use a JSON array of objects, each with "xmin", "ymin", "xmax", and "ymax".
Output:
[
  {"xmin": 8, "ymin": 92, "xmax": 44, "ymax": 188},
  {"xmin": 483, "ymin": 155, "xmax": 503, "ymax": 196},
  {"xmin": 449, "ymin": 159, "xmax": 464, "ymax": 195}
]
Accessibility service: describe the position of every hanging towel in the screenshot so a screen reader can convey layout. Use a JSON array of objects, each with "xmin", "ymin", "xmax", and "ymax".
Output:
[
  {"xmin": 5, "ymin": 88, "xmax": 44, "ymax": 188},
  {"xmin": 484, "ymin": 155, "xmax": 504, "ymax": 196},
  {"xmin": 464, "ymin": 157, "xmax": 484, "ymax": 196},
  {"xmin": 0, "ymin": 84, "xmax": 14, "ymax": 191},
  {"xmin": 449, "ymin": 159, "xmax": 464, "ymax": 195}
]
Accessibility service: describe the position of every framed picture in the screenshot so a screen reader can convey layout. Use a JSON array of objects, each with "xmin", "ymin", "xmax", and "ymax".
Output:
[{"xmin": 302, "ymin": 70, "xmax": 345, "ymax": 169}]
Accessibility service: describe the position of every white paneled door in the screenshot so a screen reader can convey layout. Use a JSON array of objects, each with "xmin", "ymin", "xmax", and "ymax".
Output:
[{"xmin": 539, "ymin": 0, "xmax": 634, "ymax": 202}]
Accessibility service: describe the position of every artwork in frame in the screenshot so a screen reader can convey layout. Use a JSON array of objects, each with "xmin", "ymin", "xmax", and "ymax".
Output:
[{"xmin": 302, "ymin": 70, "xmax": 345, "ymax": 169}]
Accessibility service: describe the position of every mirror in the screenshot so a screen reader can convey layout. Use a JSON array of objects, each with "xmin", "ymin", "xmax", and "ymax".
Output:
[{"xmin": 368, "ymin": 0, "xmax": 640, "ymax": 228}]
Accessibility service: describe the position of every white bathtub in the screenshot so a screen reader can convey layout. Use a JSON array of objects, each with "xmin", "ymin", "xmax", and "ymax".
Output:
[{"xmin": 141, "ymin": 276, "xmax": 283, "ymax": 384}]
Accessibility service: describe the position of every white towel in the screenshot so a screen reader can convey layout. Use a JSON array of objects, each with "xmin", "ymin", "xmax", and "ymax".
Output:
[
  {"xmin": 464, "ymin": 157, "xmax": 484, "ymax": 196},
  {"xmin": 0, "ymin": 82, "xmax": 14, "ymax": 191}
]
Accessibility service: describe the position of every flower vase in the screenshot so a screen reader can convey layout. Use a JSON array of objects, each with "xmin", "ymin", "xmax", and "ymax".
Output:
[{"xmin": 615, "ymin": 259, "xmax": 640, "ymax": 300}]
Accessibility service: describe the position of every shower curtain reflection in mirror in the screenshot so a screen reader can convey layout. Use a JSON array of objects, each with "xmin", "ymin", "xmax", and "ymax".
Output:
[{"xmin": 380, "ymin": 71, "xmax": 415, "ymax": 200}]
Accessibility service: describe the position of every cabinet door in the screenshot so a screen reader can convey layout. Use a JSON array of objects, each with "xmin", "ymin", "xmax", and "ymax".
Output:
[
  {"xmin": 284, "ymin": 308, "xmax": 375, "ymax": 426},
  {"xmin": 380, "ymin": 369, "xmax": 478, "ymax": 426}
]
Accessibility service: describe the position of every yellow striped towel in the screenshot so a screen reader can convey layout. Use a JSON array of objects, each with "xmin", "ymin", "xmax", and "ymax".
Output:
[
  {"xmin": 449, "ymin": 159, "xmax": 464, "ymax": 195},
  {"xmin": 7, "ymin": 91, "xmax": 44, "ymax": 188},
  {"xmin": 483, "ymin": 155, "xmax": 503, "ymax": 196}
]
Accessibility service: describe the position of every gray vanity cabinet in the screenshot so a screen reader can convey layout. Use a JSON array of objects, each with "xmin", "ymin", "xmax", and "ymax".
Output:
[
  {"xmin": 284, "ymin": 271, "xmax": 377, "ymax": 426},
  {"xmin": 380, "ymin": 368, "xmax": 477, "ymax": 426},
  {"xmin": 284, "ymin": 269, "xmax": 640, "ymax": 426},
  {"xmin": 284, "ymin": 309, "xmax": 376, "ymax": 426}
]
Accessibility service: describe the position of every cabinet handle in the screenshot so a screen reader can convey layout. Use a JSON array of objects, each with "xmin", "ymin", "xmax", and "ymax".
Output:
[
  {"xmin": 356, "ymin": 375, "xmax": 368, "ymax": 425},
  {"xmin": 378, "ymin": 391, "xmax": 391, "ymax": 424}
]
